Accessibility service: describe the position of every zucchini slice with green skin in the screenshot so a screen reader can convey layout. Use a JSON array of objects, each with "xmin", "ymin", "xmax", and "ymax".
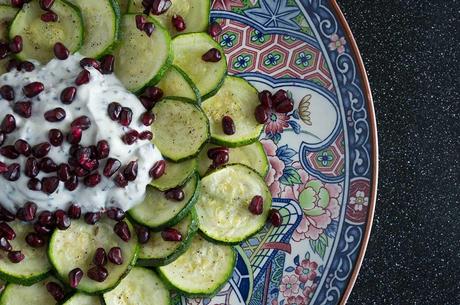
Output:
[
  {"xmin": 129, "ymin": 173, "xmax": 200, "ymax": 230},
  {"xmin": 48, "ymin": 218, "xmax": 138, "ymax": 294},
  {"xmin": 202, "ymin": 76, "xmax": 264, "ymax": 147},
  {"xmin": 0, "ymin": 276, "xmax": 62, "ymax": 305},
  {"xmin": 172, "ymin": 33, "xmax": 227, "ymax": 100},
  {"xmin": 114, "ymin": 14, "xmax": 172, "ymax": 93},
  {"xmin": 150, "ymin": 158, "xmax": 197, "ymax": 191},
  {"xmin": 151, "ymin": 99, "xmax": 209, "ymax": 162},
  {"xmin": 196, "ymin": 164, "xmax": 272, "ymax": 244},
  {"xmin": 103, "ymin": 267, "xmax": 170, "ymax": 305},
  {"xmin": 137, "ymin": 210, "xmax": 198, "ymax": 267},
  {"xmin": 66, "ymin": 0, "xmax": 120, "ymax": 58},
  {"xmin": 0, "ymin": 5, "xmax": 17, "ymax": 41},
  {"xmin": 117, "ymin": 0, "xmax": 129, "ymax": 13},
  {"xmin": 62, "ymin": 292, "xmax": 103, "ymax": 305},
  {"xmin": 198, "ymin": 142, "xmax": 269, "ymax": 178},
  {"xmin": 9, "ymin": 0, "xmax": 83, "ymax": 63},
  {"xmin": 157, "ymin": 234, "xmax": 236, "ymax": 298},
  {"xmin": 0, "ymin": 221, "xmax": 51, "ymax": 285},
  {"xmin": 156, "ymin": 65, "xmax": 201, "ymax": 103}
]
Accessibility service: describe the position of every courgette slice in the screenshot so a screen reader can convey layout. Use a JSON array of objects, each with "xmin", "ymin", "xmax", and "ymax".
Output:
[
  {"xmin": 62, "ymin": 292, "xmax": 103, "ymax": 305},
  {"xmin": 156, "ymin": 65, "xmax": 200, "ymax": 103},
  {"xmin": 202, "ymin": 76, "xmax": 264, "ymax": 147},
  {"xmin": 0, "ymin": 221, "xmax": 51, "ymax": 285},
  {"xmin": 137, "ymin": 210, "xmax": 198, "ymax": 267},
  {"xmin": 48, "ymin": 218, "xmax": 138, "ymax": 294},
  {"xmin": 129, "ymin": 173, "xmax": 200, "ymax": 230},
  {"xmin": 151, "ymin": 98, "xmax": 209, "ymax": 162},
  {"xmin": 0, "ymin": 276, "xmax": 63, "ymax": 305},
  {"xmin": 114, "ymin": 14, "xmax": 172, "ymax": 93},
  {"xmin": 172, "ymin": 33, "xmax": 227, "ymax": 99},
  {"xmin": 117, "ymin": 0, "xmax": 129, "ymax": 13},
  {"xmin": 0, "ymin": 5, "xmax": 17, "ymax": 42},
  {"xmin": 196, "ymin": 164, "xmax": 272, "ymax": 244},
  {"xmin": 157, "ymin": 234, "xmax": 236, "ymax": 297},
  {"xmin": 150, "ymin": 158, "xmax": 197, "ymax": 191},
  {"xmin": 103, "ymin": 267, "xmax": 170, "ymax": 305},
  {"xmin": 9, "ymin": 0, "xmax": 83, "ymax": 63},
  {"xmin": 66, "ymin": 0, "xmax": 120, "ymax": 58},
  {"xmin": 198, "ymin": 142, "xmax": 269, "ymax": 178}
]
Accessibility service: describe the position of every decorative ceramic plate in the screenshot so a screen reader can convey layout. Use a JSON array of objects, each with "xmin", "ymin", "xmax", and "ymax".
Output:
[{"xmin": 173, "ymin": 1, "xmax": 378, "ymax": 305}]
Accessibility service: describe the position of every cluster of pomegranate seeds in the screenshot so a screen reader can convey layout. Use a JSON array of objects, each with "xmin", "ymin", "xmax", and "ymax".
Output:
[
  {"xmin": 161, "ymin": 228, "xmax": 182, "ymax": 242},
  {"xmin": 222, "ymin": 115, "xmax": 236, "ymax": 135},
  {"xmin": 137, "ymin": 226, "xmax": 150, "ymax": 244},
  {"xmin": 69, "ymin": 268, "xmax": 83, "ymax": 288},
  {"xmin": 248, "ymin": 195, "xmax": 264, "ymax": 215},
  {"xmin": 202, "ymin": 48, "xmax": 222, "ymax": 62},
  {"xmin": 172, "ymin": 15, "xmax": 186, "ymax": 32},
  {"xmin": 208, "ymin": 22, "xmax": 223, "ymax": 37},
  {"xmin": 13, "ymin": 101, "xmax": 32, "ymax": 118},
  {"xmin": 255, "ymin": 89, "xmax": 294, "ymax": 123},
  {"xmin": 23, "ymin": 82, "xmax": 44, "ymax": 98},
  {"xmin": 100, "ymin": 55, "xmax": 115, "ymax": 74},
  {"xmin": 164, "ymin": 187, "xmax": 185, "ymax": 201},
  {"xmin": 46, "ymin": 281, "xmax": 65, "ymax": 302},
  {"xmin": 149, "ymin": 159, "xmax": 165, "ymax": 179},
  {"xmin": 207, "ymin": 146, "xmax": 229, "ymax": 168},
  {"xmin": 9, "ymin": 36, "xmax": 22, "ymax": 54},
  {"xmin": 53, "ymin": 42, "xmax": 69, "ymax": 60},
  {"xmin": 41, "ymin": 11, "xmax": 58, "ymax": 22},
  {"xmin": 39, "ymin": 0, "xmax": 55, "ymax": 10}
]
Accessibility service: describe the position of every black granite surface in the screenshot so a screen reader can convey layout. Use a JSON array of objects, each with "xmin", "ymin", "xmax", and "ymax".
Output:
[{"xmin": 337, "ymin": 1, "xmax": 459, "ymax": 304}]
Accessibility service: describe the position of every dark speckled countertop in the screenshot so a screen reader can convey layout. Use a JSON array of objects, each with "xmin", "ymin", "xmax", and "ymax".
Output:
[{"xmin": 337, "ymin": 1, "xmax": 459, "ymax": 304}]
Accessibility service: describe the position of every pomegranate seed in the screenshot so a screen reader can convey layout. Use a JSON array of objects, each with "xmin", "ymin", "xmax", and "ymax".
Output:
[
  {"xmin": 144, "ymin": 86, "xmax": 164, "ymax": 101},
  {"xmin": 54, "ymin": 209, "xmax": 70, "ymax": 230},
  {"xmin": 0, "ymin": 145, "xmax": 19, "ymax": 159},
  {"xmin": 164, "ymin": 188, "xmax": 184, "ymax": 201},
  {"xmin": 274, "ymin": 98, "xmax": 294, "ymax": 113},
  {"xmin": 66, "ymin": 204, "xmax": 81, "ymax": 219},
  {"xmin": 0, "ymin": 161, "xmax": 6, "ymax": 173},
  {"xmin": 67, "ymin": 127, "xmax": 82, "ymax": 144},
  {"xmin": 0, "ymin": 222, "xmax": 15, "ymax": 240},
  {"xmin": 53, "ymin": 42, "xmax": 69, "ymax": 59},
  {"xmin": 222, "ymin": 115, "xmax": 236, "ymax": 135},
  {"xmin": 136, "ymin": 15, "xmax": 146, "ymax": 31},
  {"xmin": 100, "ymin": 55, "xmax": 115, "ymax": 74},
  {"xmin": 74, "ymin": 166, "xmax": 89, "ymax": 177},
  {"xmin": 39, "ymin": 157, "xmax": 57, "ymax": 173},
  {"xmin": 122, "ymin": 130, "xmax": 139, "ymax": 145},
  {"xmin": 141, "ymin": 112, "xmax": 155, "ymax": 126},
  {"xmin": 64, "ymin": 175, "xmax": 79, "ymax": 191},
  {"xmin": 84, "ymin": 173, "xmax": 101, "ymax": 187},
  {"xmin": 48, "ymin": 129, "xmax": 63, "ymax": 146},
  {"xmin": 151, "ymin": 0, "xmax": 171, "ymax": 15},
  {"xmin": 40, "ymin": 11, "xmax": 58, "ymax": 22},
  {"xmin": 27, "ymin": 178, "xmax": 42, "ymax": 191},
  {"xmin": 119, "ymin": 107, "xmax": 133, "ymax": 126},
  {"xmin": 137, "ymin": 226, "xmax": 150, "ymax": 244},
  {"xmin": 172, "ymin": 15, "xmax": 186, "ymax": 31},
  {"xmin": 161, "ymin": 228, "xmax": 182, "ymax": 242},
  {"xmin": 87, "ymin": 266, "xmax": 108, "ymax": 282},
  {"xmin": 75, "ymin": 69, "xmax": 90, "ymax": 85},
  {"xmin": 0, "ymin": 206, "xmax": 15, "ymax": 222},
  {"xmin": 34, "ymin": 223, "xmax": 53, "ymax": 236},
  {"xmin": 23, "ymin": 82, "xmax": 44, "ymax": 97},
  {"xmin": 107, "ymin": 208, "xmax": 125, "ymax": 221},
  {"xmin": 18, "ymin": 201, "xmax": 37, "ymax": 221},
  {"xmin": 6, "ymin": 59, "xmax": 20, "ymax": 72},
  {"xmin": 149, "ymin": 160, "xmax": 165, "ymax": 179},
  {"xmin": 272, "ymin": 89, "xmax": 288, "ymax": 106},
  {"xmin": 3, "ymin": 163, "xmax": 20, "ymax": 181},
  {"xmin": 41, "ymin": 176, "xmax": 59, "ymax": 194},
  {"xmin": 40, "ymin": 0, "xmax": 55, "ymax": 10},
  {"xmin": 259, "ymin": 90, "xmax": 273, "ymax": 109},
  {"xmin": 25, "ymin": 158, "xmax": 39, "ymax": 178},
  {"xmin": 212, "ymin": 151, "xmax": 229, "ymax": 167},
  {"xmin": 0, "ymin": 132, "xmax": 5, "ymax": 146},
  {"xmin": 139, "ymin": 130, "xmax": 153, "ymax": 140},
  {"xmin": 26, "ymin": 232, "xmax": 45, "ymax": 247},
  {"xmin": 93, "ymin": 248, "xmax": 107, "ymax": 266},
  {"xmin": 13, "ymin": 101, "xmax": 32, "ymax": 118},
  {"xmin": 248, "ymin": 195, "xmax": 264, "ymax": 215},
  {"xmin": 71, "ymin": 116, "xmax": 91, "ymax": 130},
  {"xmin": 80, "ymin": 57, "xmax": 100, "ymax": 70},
  {"xmin": 144, "ymin": 22, "xmax": 155, "ymax": 36},
  {"xmin": 114, "ymin": 221, "xmax": 131, "ymax": 242},
  {"xmin": 123, "ymin": 161, "xmax": 138, "ymax": 181},
  {"xmin": 0, "ymin": 237, "xmax": 12, "ymax": 251},
  {"xmin": 269, "ymin": 210, "xmax": 282, "ymax": 227},
  {"xmin": 202, "ymin": 48, "xmax": 222, "ymax": 62},
  {"xmin": 108, "ymin": 247, "xmax": 123, "ymax": 265},
  {"xmin": 8, "ymin": 251, "xmax": 24, "ymax": 263},
  {"xmin": 103, "ymin": 158, "xmax": 121, "ymax": 177},
  {"xmin": 207, "ymin": 147, "xmax": 229, "ymax": 159},
  {"xmin": 68, "ymin": 268, "xmax": 83, "ymax": 288},
  {"xmin": 81, "ymin": 159, "xmax": 98, "ymax": 171},
  {"xmin": 44, "ymin": 107, "xmax": 66, "ymax": 122},
  {"xmin": 10, "ymin": 0, "xmax": 24, "ymax": 8},
  {"xmin": 139, "ymin": 96, "xmax": 156, "ymax": 111},
  {"xmin": 19, "ymin": 61, "xmax": 35, "ymax": 72},
  {"xmin": 0, "ymin": 85, "xmax": 14, "ymax": 100},
  {"xmin": 38, "ymin": 210, "xmax": 54, "ymax": 226},
  {"xmin": 32, "ymin": 142, "xmax": 51, "ymax": 158},
  {"xmin": 9, "ymin": 35, "xmax": 22, "ymax": 54},
  {"xmin": 208, "ymin": 22, "xmax": 223, "ymax": 37},
  {"xmin": 46, "ymin": 282, "xmax": 65, "ymax": 302},
  {"xmin": 0, "ymin": 43, "xmax": 8, "ymax": 60},
  {"xmin": 1, "ymin": 114, "xmax": 16, "ymax": 133},
  {"xmin": 108, "ymin": 102, "xmax": 122, "ymax": 120},
  {"xmin": 84, "ymin": 212, "xmax": 101, "ymax": 225},
  {"xmin": 96, "ymin": 140, "xmax": 110, "ymax": 159},
  {"xmin": 255, "ymin": 105, "xmax": 268, "ymax": 123},
  {"xmin": 57, "ymin": 163, "xmax": 71, "ymax": 181},
  {"xmin": 60, "ymin": 86, "xmax": 77, "ymax": 104},
  {"xmin": 114, "ymin": 172, "xmax": 128, "ymax": 188}
]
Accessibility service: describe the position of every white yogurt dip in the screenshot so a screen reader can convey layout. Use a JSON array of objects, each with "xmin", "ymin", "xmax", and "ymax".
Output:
[{"xmin": 0, "ymin": 54, "xmax": 162, "ymax": 213}]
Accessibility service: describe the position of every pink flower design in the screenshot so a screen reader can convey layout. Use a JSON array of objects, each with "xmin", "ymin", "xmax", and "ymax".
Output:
[
  {"xmin": 261, "ymin": 139, "xmax": 285, "ymax": 197},
  {"xmin": 295, "ymin": 259, "xmax": 318, "ymax": 283},
  {"xmin": 279, "ymin": 275, "xmax": 300, "ymax": 297},
  {"xmin": 292, "ymin": 180, "xmax": 342, "ymax": 241},
  {"xmin": 350, "ymin": 190, "xmax": 369, "ymax": 211},
  {"xmin": 286, "ymin": 295, "xmax": 307, "ymax": 305},
  {"xmin": 212, "ymin": 0, "xmax": 245, "ymax": 10},
  {"xmin": 265, "ymin": 110, "xmax": 290, "ymax": 135},
  {"xmin": 303, "ymin": 283, "xmax": 318, "ymax": 301},
  {"xmin": 328, "ymin": 34, "xmax": 347, "ymax": 54}
]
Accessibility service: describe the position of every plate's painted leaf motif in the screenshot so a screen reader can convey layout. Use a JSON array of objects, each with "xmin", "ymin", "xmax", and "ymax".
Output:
[
  {"xmin": 309, "ymin": 234, "xmax": 328, "ymax": 259},
  {"xmin": 280, "ymin": 166, "xmax": 302, "ymax": 186}
]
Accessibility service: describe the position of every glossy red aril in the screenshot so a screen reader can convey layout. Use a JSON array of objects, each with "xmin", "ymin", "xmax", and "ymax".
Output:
[
  {"xmin": 139, "ymin": 130, "xmax": 153, "ymax": 140},
  {"xmin": 172, "ymin": 14, "xmax": 186, "ymax": 31},
  {"xmin": 71, "ymin": 116, "xmax": 91, "ymax": 130},
  {"xmin": 114, "ymin": 221, "xmax": 131, "ymax": 242},
  {"xmin": 8, "ymin": 251, "xmax": 24, "ymax": 263},
  {"xmin": 27, "ymin": 178, "xmax": 42, "ymax": 191},
  {"xmin": 19, "ymin": 61, "xmax": 35, "ymax": 72},
  {"xmin": 139, "ymin": 96, "xmax": 155, "ymax": 111},
  {"xmin": 87, "ymin": 266, "xmax": 108, "ymax": 282},
  {"xmin": 0, "ymin": 146, "xmax": 19, "ymax": 159},
  {"xmin": 0, "ymin": 237, "xmax": 12, "ymax": 251},
  {"xmin": 269, "ymin": 209, "xmax": 282, "ymax": 227},
  {"xmin": 23, "ymin": 82, "xmax": 44, "ymax": 97},
  {"xmin": 122, "ymin": 130, "xmax": 139, "ymax": 145},
  {"xmin": 67, "ymin": 204, "xmax": 81, "ymax": 219},
  {"xmin": 248, "ymin": 195, "xmax": 264, "ymax": 215},
  {"xmin": 57, "ymin": 163, "xmax": 71, "ymax": 181},
  {"xmin": 208, "ymin": 22, "xmax": 223, "ymax": 37},
  {"xmin": 0, "ymin": 161, "xmax": 7, "ymax": 174},
  {"xmin": 0, "ymin": 222, "xmax": 16, "ymax": 240},
  {"xmin": 18, "ymin": 201, "xmax": 37, "ymax": 221},
  {"xmin": 34, "ymin": 223, "xmax": 53, "ymax": 236},
  {"xmin": 60, "ymin": 86, "xmax": 77, "ymax": 104},
  {"xmin": 108, "ymin": 247, "xmax": 123, "ymax": 265},
  {"xmin": 259, "ymin": 90, "xmax": 273, "ymax": 109},
  {"xmin": 9, "ymin": 35, "xmax": 22, "ymax": 53},
  {"xmin": 48, "ymin": 129, "xmax": 64, "ymax": 146},
  {"xmin": 103, "ymin": 158, "xmax": 121, "ymax": 177},
  {"xmin": 13, "ymin": 101, "xmax": 32, "ymax": 118},
  {"xmin": 44, "ymin": 107, "xmax": 66, "ymax": 122},
  {"xmin": 107, "ymin": 208, "xmax": 125, "ymax": 221},
  {"xmin": 123, "ymin": 161, "xmax": 138, "ymax": 181},
  {"xmin": 96, "ymin": 140, "xmax": 110, "ymax": 159},
  {"xmin": 67, "ymin": 127, "xmax": 82, "ymax": 144},
  {"xmin": 40, "ymin": 0, "xmax": 55, "ymax": 10},
  {"xmin": 144, "ymin": 22, "xmax": 155, "ymax": 36},
  {"xmin": 25, "ymin": 158, "xmax": 39, "ymax": 178},
  {"xmin": 41, "ymin": 176, "xmax": 59, "ymax": 194},
  {"xmin": 75, "ymin": 69, "xmax": 90, "ymax": 85},
  {"xmin": 222, "ymin": 115, "xmax": 236, "ymax": 135},
  {"xmin": 93, "ymin": 248, "xmax": 107, "ymax": 266},
  {"xmin": 149, "ymin": 160, "xmax": 165, "ymax": 179},
  {"xmin": 141, "ymin": 112, "xmax": 155, "ymax": 126},
  {"xmin": 6, "ymin": 59, "xmax": 20, "ymax": 72},
  {"xmin": 108, "ymin": 102, "xmax": 123, "ymax": 121},
  {"xmin": 100, "ymin": 55, "xmax": 115, "ymax": 74},
  {"xmin": 0, "ymin": 133, "xmax": 5, "ymax": 146},
  {"xmin": 274, "ymin": 98, "xmax": 294, "ymax": 113},
  {"xmin": 64, "ymin": 175, "xmax": 79, "ymax": 191},
  {"xmin": 212, "ymin": 151, "xmax": 229, "ymax": 167},
  {"xmin": 46, "ymin": 282, "xmax": 65, "ymax": 302},
  {"xmin": 80, "ymin": 57, "xmax": 100, "ymax": 69},
  {"xmin": 272, "ymin": 89, "xmax": 288, "ymax": 106},
  {"xmin": 69, "ymin": 268, "xmax": 83, "ymax": 288},
  {"xmin": 164, "ymin": 188, "xmax": 184, "ymax": 201},
  {"xmin": 202, "ymin": 48, "xmax": 222, "ymax": 62},
  {"xmin": 41, "ymin": 11, "xmax": 58, "ymax": 22},
  {"xmin": 38, "ymin": 210, "xmax": 54, "ymax": 226},
  {"xmin": 137, "ymin": 226, "xmax": 150, "ymax": 244},
  {"xmin": 84, "ymin": 212, "xmax": 101, "ymax": 225},
  {"xmin": 255, "ymin": 105, "xmax": 268, "ymax": 123},
  {"xmin": 0, "ymin": 85, "xmax": 14, "ymax": 101},
  {"xmin": 54, "ymin": 209, "xmax": 70, "ymax": 230},
  {"xmin": 10, "ymin": 0, "xmax": 24, "ymax": 8},
  {"xmin": 84, "ymin": 173, "xmax": 101, "ymax": 187},
  {"xmin": 119, "ymin": 107, "xmax": 133, "ymax": 126},
  {"xmin": 151, "ymin": 0, "xmax": 171, "ymax": 15},
  {"xmin": 114, "ymin": 172, "xmax": 128, "ymax": 187},
  {"xmin": 53, "ymin": 42, "xmax": 69, "ymax": 60},
  {"xmin": 3, "ymin": 163, "xmax": 20, "ymax": 181},
  {"xmin": 161, "ymin": 228, "xmax": 182, "ymax": 242},
  {"xmin": 1, "ymin": 114, "xmax": 16, "ymax": 133},
  {"xmin": 207, "ymin": 146, "xmax": 229, "ymax": 159},
  {"xmin": 144, "ymin": 86, "xmax": 163, "ymax": 101},
  {"xmin": 26, "ymin": 232, "xmax": 45, "ymax": 247},
  {"xmin": 14, "ymin": 139, "xmax": 31, "ymax": 156},
  {"xmin": 32, "ymin": 142, "xmax": 51, "ymax": 158},
  {"xmin": 136, "ymin": 15, "xmax": 146, "ymax": 30},
  {"xmin": 74, "ymin": 166, "xmax": 89, "ymax": 177},
  {"xmin": 39, "ymin": 157, "xmax": 57, "ymax": 173}
]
